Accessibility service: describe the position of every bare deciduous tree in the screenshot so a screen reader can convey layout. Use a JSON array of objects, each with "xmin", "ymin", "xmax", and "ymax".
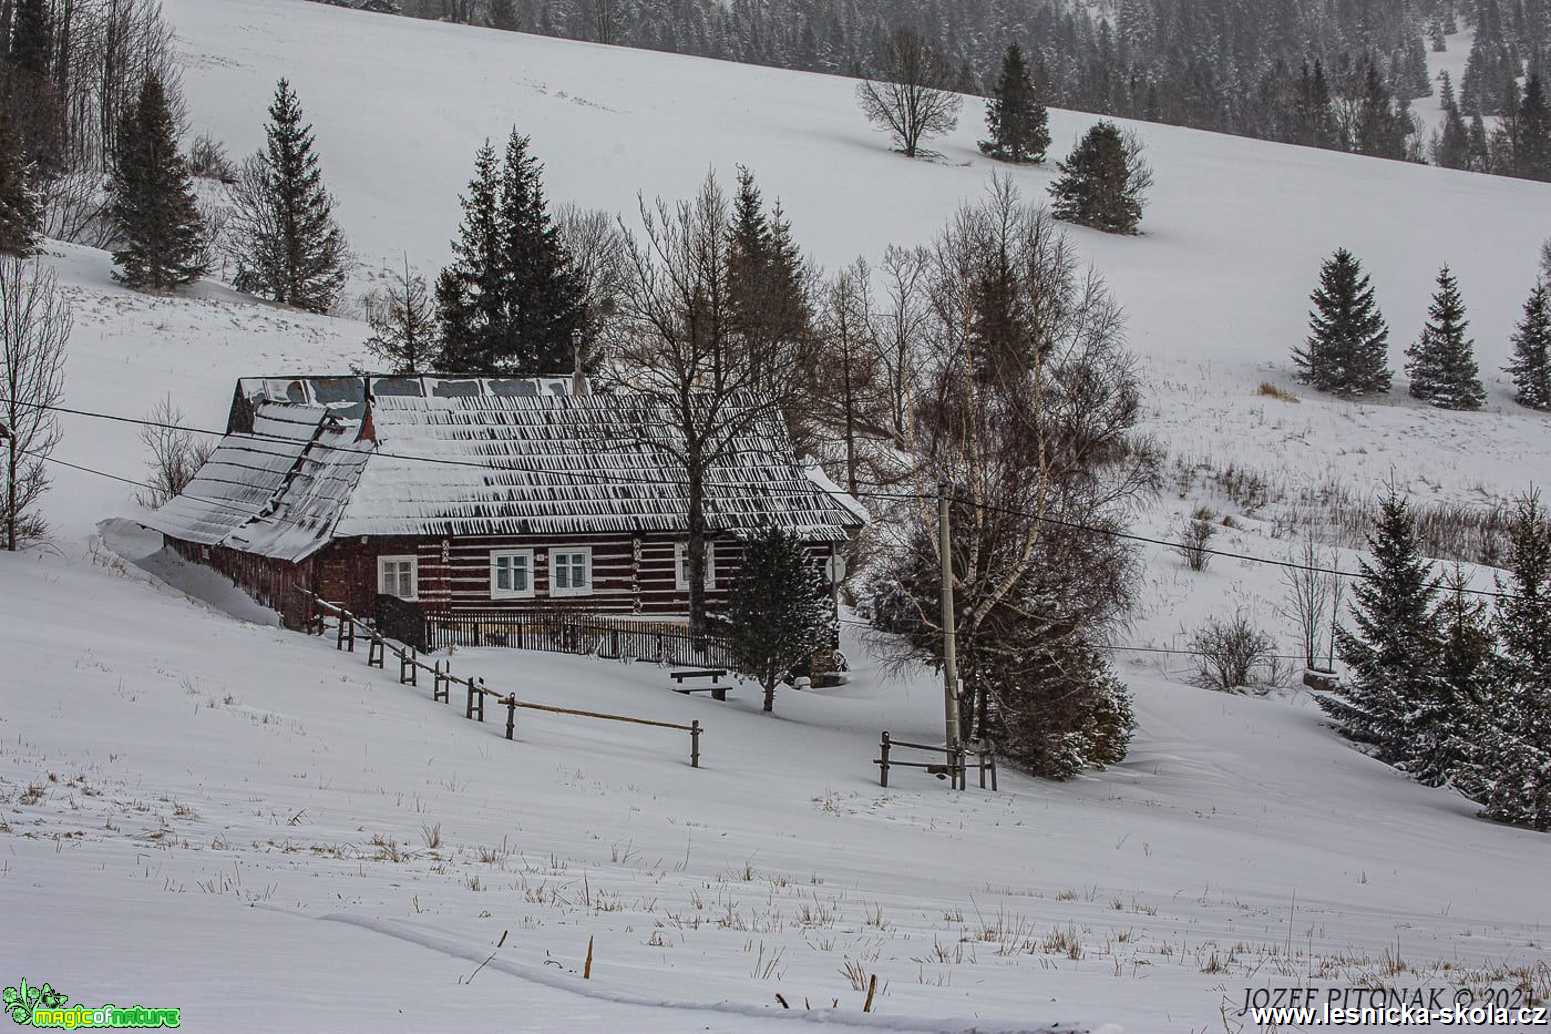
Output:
[
  {"xmin": 555, "ymin": 202, "xmax": 626, "ymax": 355},
  {"xmin": 856, "ymin": 29, "xmax": 963, "ymax": 159},
  {"xmin": 135, "ymin": 395, "xmax": 213, "ymax": 508},
  {"xmin": 609, "ymin": 173, "xmax": 813, "ymax": 636},
  {"xmin": 364, "ymin": 254, "xmax": 434, "ymax": 374},
  {"xmin": 1279, "ymin": 531, "xmax": 1338, "ymax": 670},
  {"xmin": 867, "ymin": 179, "xmax": 1159, "ymax": 777},
  {"xmin": 1, "ymin": 256, "xmax": 70, "ymax": 550}
]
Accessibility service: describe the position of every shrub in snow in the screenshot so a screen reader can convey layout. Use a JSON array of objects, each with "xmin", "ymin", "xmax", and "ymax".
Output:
[
  {"xmin": 1189, "ymin": 611, "xmax": 1280, "ymax": 691},
  {"xmin": 1175, "ymin": 506, "xmax": 1217, "ymax": 572}
]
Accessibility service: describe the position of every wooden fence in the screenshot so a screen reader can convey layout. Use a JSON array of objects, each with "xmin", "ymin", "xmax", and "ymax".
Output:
[
  {"xmin": 874, "ymin": 731, "xmax": 997, "ymax": 792},
  {"xmin": 299, "ymin": 590, "xmax": 703, "ymax": 768},
  {"xmin": 422, "ymin": 608, "xmax": 736, "ymax": 670}
]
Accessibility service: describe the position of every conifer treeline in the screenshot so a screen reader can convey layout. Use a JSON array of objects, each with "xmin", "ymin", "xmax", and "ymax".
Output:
[
  {"xmin": 1318, "ymin": 492, "xmax": 1551, "ymax": 831},
  {"xmin": 1296, "ymin": 247, "xmax": 1551, "ymax": 412},
  {"xmin": 394, "ymin": 0, "xmax": 1551, "ymax": 175}
]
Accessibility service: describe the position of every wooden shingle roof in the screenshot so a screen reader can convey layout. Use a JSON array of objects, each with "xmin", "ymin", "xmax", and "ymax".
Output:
[{"xmin": 144, "ymin": 382, "xmax": 862, "ymax": 561}]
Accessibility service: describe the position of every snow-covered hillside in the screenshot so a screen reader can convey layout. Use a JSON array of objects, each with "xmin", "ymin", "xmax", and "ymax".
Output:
[
  {"xmin": 5, "ymin": 2, "xmax": 1551, "ymax": 1031},
  {"xmin": 2, "ymin": 528, "xmax": 1548, "ymax": 1034}
]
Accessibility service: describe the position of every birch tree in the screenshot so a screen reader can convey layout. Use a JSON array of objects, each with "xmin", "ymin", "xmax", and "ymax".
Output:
[{"xmin": 867, "ymin": 180, "xmax": 1157, "ymax": 776}]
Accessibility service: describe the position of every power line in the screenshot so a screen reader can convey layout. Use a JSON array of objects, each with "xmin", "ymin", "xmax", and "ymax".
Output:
[
  {"xmin": 0, "ymin": 396, "xmax": 832, "ymax": 494},
  {"xmin": 850, "ymin": 488, "xmax": 1526, "ymax": 604},
  {"xmin": 832, "ymin": 615, "xmax": 1311, "ymax": 663},
  {"xmin": 5, "ymin": 395, "xmax": 1533, "ymax": 604}
]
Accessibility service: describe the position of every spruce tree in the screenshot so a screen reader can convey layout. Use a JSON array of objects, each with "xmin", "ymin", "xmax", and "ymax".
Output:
[
  {"xmin": 232, "ymin": 80, "xmax": 349, "ymax": 313},
  {"xmin": 1420, "ymin": 566, "xmax": 1496, "ymax": 787},
  {"xmin": 1320, "ymin": 492, "xmax": 1441, "ymax": 762},
  {"xmin": 109, "ymin": 73, "xmax": 205, "ymax": 291},
  {"xmin": 1048, "ymin": 121, "xmax": 1145, "ymax": 234},
  {"xmin": 1405, "ymin": 265, "xmax": 1486, "ymax": 410},
  {"xmin": 1478, "ymin": 496, "xmax": 1551, "ymax": 830},
  {"xmin": 436, "ymin": 140, "xmax": 505, "ymax": 371},
  {"xmin": 0, "ymin": 110, "xmax": 41, "ymax": 255},
  {"xmin": 436, "ymin": 131, "xmax": 583, "ymax": 374},
  {"xmin": 1514, "ymin": 74, "xmax": 1551, "ymax": 181},
  {"xmin": 979, "ymin": 44, "xmax": 1050, "ymax": 164},
  {"xmin": 1294, "ymin": 249, "xmax": 1393, "ymax": 396},
  {"xmin": 1468, "ymin": 112, "xmax": 1491, "ymax": 169},
  {"xmin": 495, "ymin": 129, "xmax": 584, "ymax": 373},
  {"xmin": 1434, "ymin": 73, "xmax": 1473, "ymax": 169},
  {"xmin": 1506, "ymin": 281, "xmax": 1551, "ymax": 410},
  {"xmin": 720, "ymin": 527, "xmax": 833, "ymax": 714}
]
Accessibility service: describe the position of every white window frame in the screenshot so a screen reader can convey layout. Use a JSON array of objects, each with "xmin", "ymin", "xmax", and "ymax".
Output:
[
  {"xmin": 548, "ymin": 547, "xmax": 593, "ymax": 597},
  {"xmin": 377, "ymin": 554, "xmax": 418, "ymax": 601},
  {"xmin": 489, "ymin": 549, "xmax": 536, "ymax": 600},
  {"xmin": 674, "ymin": 541, "xmax": 716, "ymax": 591}
]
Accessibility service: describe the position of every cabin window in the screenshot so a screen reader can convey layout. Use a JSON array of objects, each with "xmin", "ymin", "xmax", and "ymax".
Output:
[
  {"xmin": 377, "ymin": 555, "xmax": 418, "ymax": 600},
  {"xmin": 490, "ymin": 550, "xmax": 534, "ymax": 599},
  {"xmin": 549, "ymin": 548, "xmax": 592, "ymax": 597},
  {"xmin": 674, "ymin": 541, "xmax": 716, "ymax": 591}
]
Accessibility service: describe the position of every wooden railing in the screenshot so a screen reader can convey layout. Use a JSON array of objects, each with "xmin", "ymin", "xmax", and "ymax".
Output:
[
  {"xmin": 299, "ymin": 590, "xmax": 704, "ymax": 768},
  {"xmin": 874, "ymin": 731, "xmax": 997, "ymax": 792},
  {"xmin": 421, "ymin": 608, "xmax": 736, "ymax": 670}
]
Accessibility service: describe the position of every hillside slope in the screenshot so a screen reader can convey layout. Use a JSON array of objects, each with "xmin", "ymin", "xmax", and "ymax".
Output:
[
  {"xmin": 167, "ymin": 0, "xmax": 1548, "ymax": 381},
  {"xmin": 2, "ymin": 528, "xmax": 1548, "ymax": 1033}
]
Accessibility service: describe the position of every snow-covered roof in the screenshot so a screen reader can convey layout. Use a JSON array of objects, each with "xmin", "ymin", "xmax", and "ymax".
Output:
[
  {"xmin": 335, "ymin": 392, "xmax": 861, "ymax": 541},
  {"xmin": 227, "ymin": 374, "xmax": 578, "ymax": 431},
  {"xmin": 145, "ymin": 383, "xmax": 861, "ymax": 561},
  {"xmin": 141, "ymin": 403, "xmax": 372, "ymax": 563}
]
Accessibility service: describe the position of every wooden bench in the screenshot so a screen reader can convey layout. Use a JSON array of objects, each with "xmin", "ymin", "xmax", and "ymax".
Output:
[
  {"xmin": 671, "ymin": 669, "xmax": 731, "ymax": 702},
  {"xmin": 671, "ymin": 669, "xmax": 727, "ymax": 684}
]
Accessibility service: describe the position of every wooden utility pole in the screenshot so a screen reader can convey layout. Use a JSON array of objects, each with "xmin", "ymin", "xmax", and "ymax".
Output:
[{"xmin": 938, "ymin": 482, "xmax": 961, "ymax": 784}]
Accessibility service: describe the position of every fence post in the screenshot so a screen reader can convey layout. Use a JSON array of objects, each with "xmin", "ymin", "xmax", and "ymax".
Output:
[
  {"xmin": 368, "ymin": 636, "xmax": 384, "ymax": 669},
  {"xmin": 879, "ymin": 731, "xmax": 890, "ymax": 788},
  {"xmin": 336, "ymin": 613, "xmax": 348, "ymax": 651},
  {"xmin": 399, "ymin": 646, "xmax": 411, "ymax": 684},
  {"xmin": 986, "ymin": 740, "xmax": 998, "ymax": 792},
  {"xmin": 690, "ymin": 720, "xmax": 701, "ymax": 769},
  {"xmin": 465, "ymin": 679, "xmax": 476, "ymax": 720},
  {"xmin": 408, "ymin": 647, "xmax": 418, "ymax": 687},
  {"xmin": 505, "ymin": 696, "xmax": 516, "ymax": 740},
  {"xmin": 433, "ymin": 661, "xmax": 448, "ymax": 703}
]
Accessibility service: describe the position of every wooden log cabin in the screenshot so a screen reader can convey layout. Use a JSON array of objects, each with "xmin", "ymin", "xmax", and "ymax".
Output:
[{"xmin": 139, "ymin": 375, "xmax": 866, "ymax": 639}]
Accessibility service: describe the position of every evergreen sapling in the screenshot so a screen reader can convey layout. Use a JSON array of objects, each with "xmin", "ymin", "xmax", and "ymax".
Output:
[
  {"xmin": 1405, "ymin": 265, "xmax": 1485, "ymax": 410},
  {"xmin": 721, "ymin": 528, "xmax": 833, "ymax": 714},
  {"xmin": 1505, "ymin": 281, "xmax": 1551, "ymax": 410},
  {"xmin": 979, "ymin": 44, "xmax": 1050, "ymax": 164},
  {"xmin": 1294, "ymin": 249, "xmax": 1392, "ymax": 396}
]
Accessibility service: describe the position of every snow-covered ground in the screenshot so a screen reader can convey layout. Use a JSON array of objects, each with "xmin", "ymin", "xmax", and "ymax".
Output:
[
  {"xmin": 5, "ymin": 2, "xmax": 1551, "ymax": 1031},
  {"xmin": 3, "ymin": 528, "xmax": 1548, "ymax": 1034}
]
